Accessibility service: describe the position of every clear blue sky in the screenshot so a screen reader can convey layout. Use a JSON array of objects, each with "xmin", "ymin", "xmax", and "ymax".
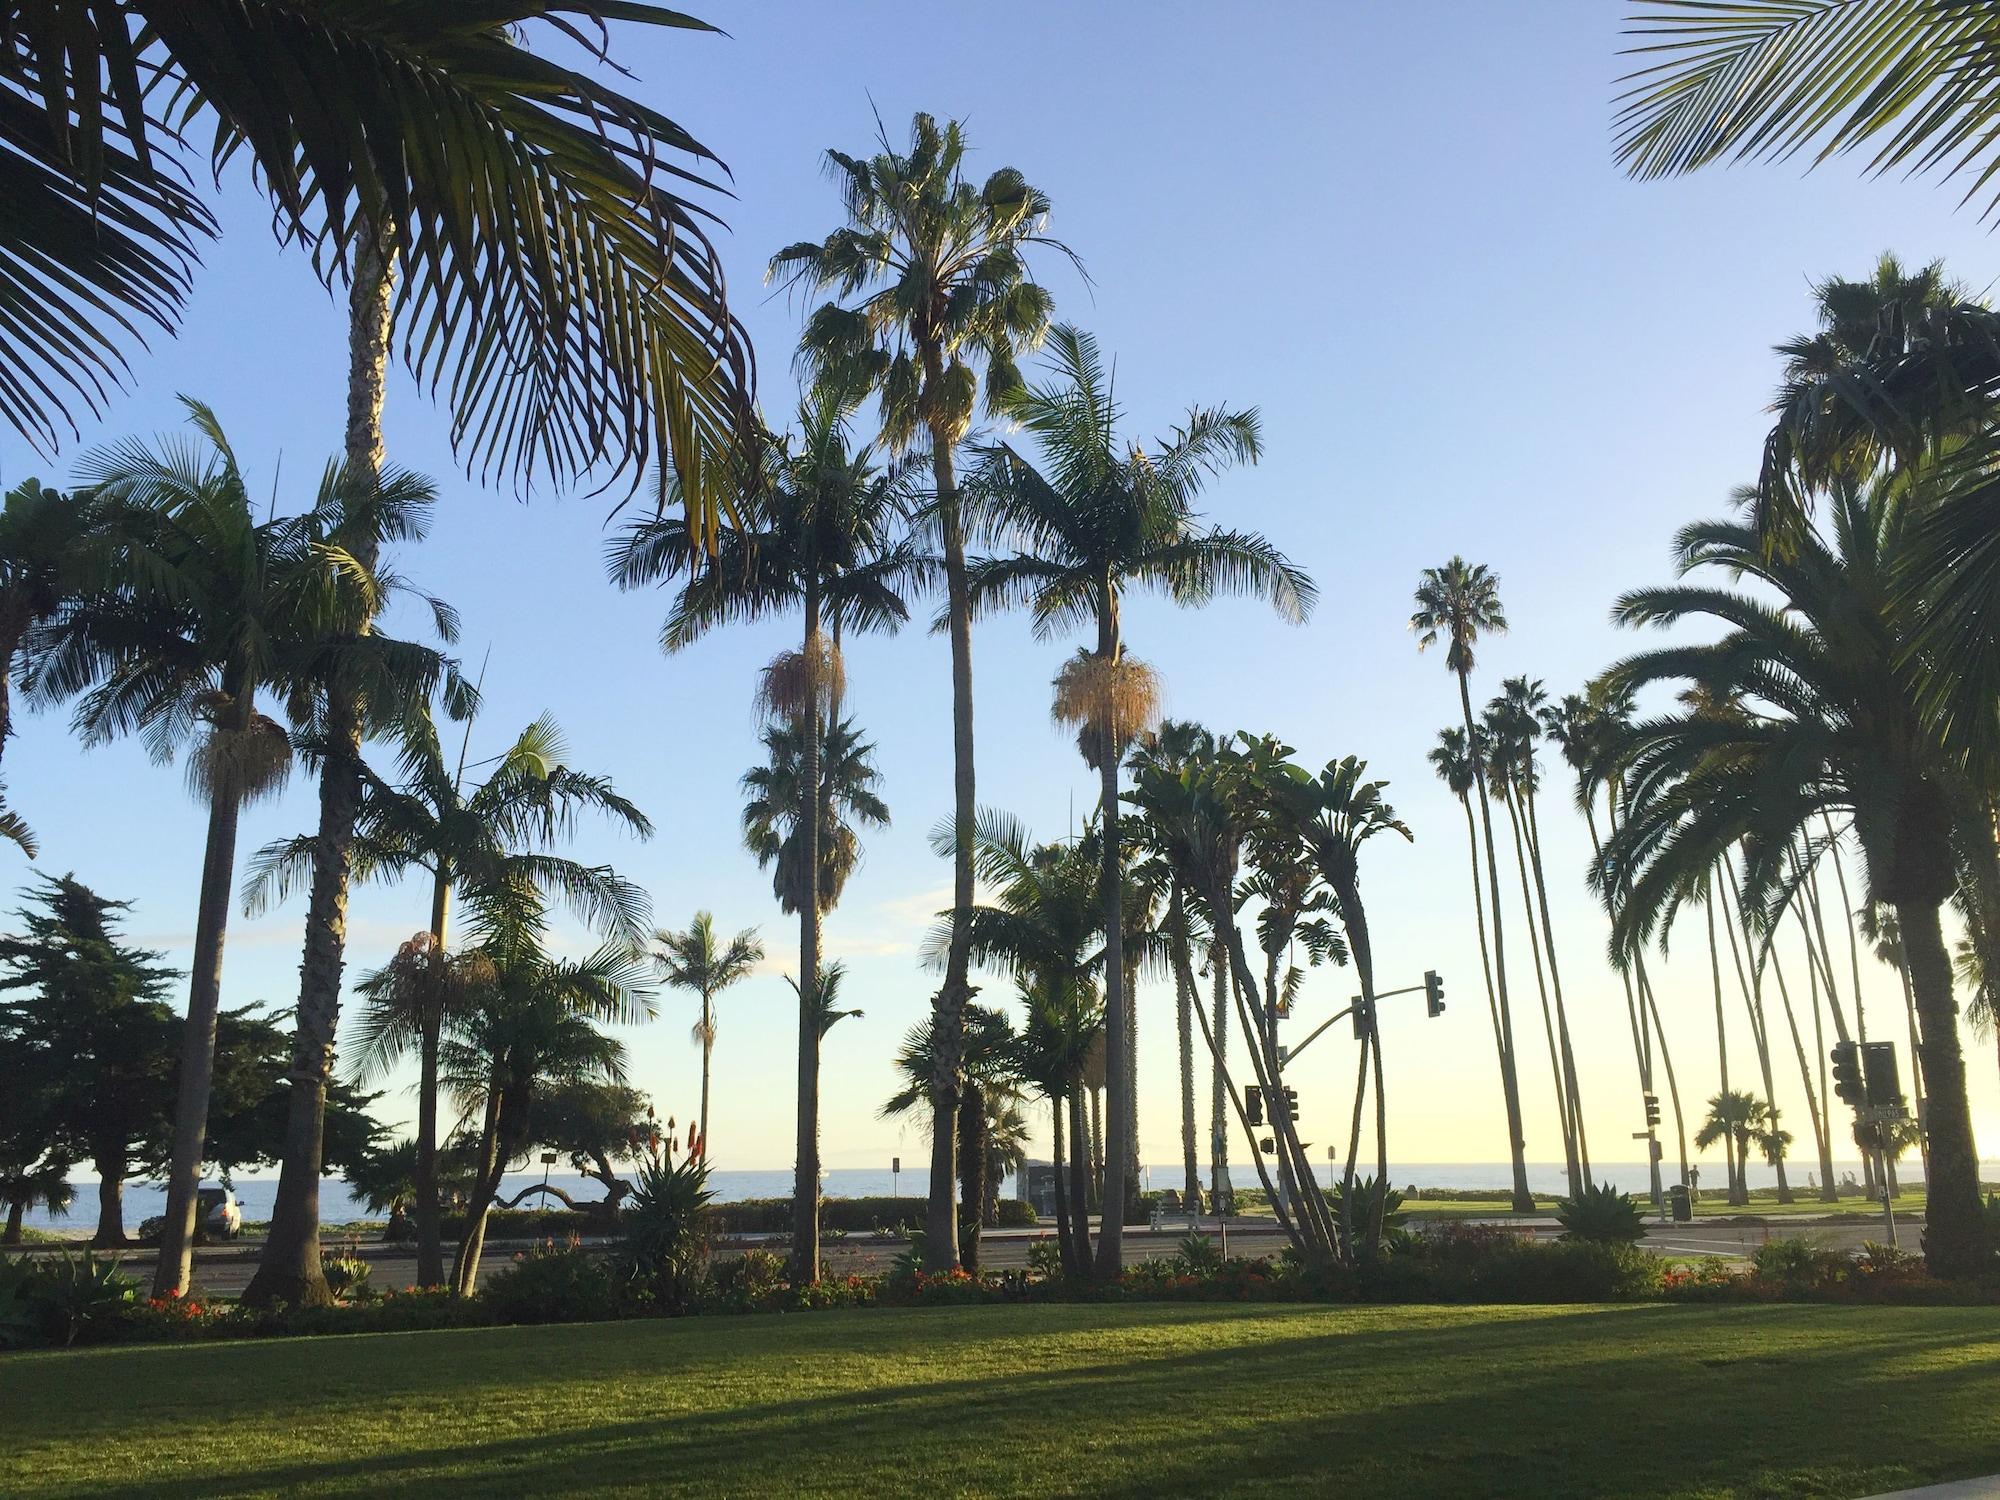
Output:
[{"xmin": 6, "ymin": 2, "xmax": 1996, "ymax": 1178}]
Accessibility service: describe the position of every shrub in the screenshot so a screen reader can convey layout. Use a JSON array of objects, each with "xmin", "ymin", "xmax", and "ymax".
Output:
[
  {"xmin": 621, "ymin": 1155, "xmax": 712, "ymax": 1314},
  {"xmin": 1025, "ymin": 1237, "xmax": 1065, "ymax": 1280},
  {"xmin": 708, "ymin": 1249, "xmax": 788, "ymax": 1312},
  {"xmin": 0, "ymin": 1251, "xmax": 141, "ymax": 1348},
  {"xmin": 320, "ymin": 1253, "xmax": 372, "ymax": 1301},
  {"xmin": 1327, "ymin": 1176, "xmax": 1407, "ymax": 1236},
  {"xmin": 1750, "ymin": 1235, "xmax": 1848, "ymax": 1288},
  {"xmin": 438, "ymin": 1206, "xmax": 609, "ymax": 1241},
  {"xmin": 1174, "ymin": 1233, "xmax": 1224, "ymax": 1276},
  {"xmin": 1556, "ymin": 1183, "xmax": 1646, "ymax": 1245},
  {"xmin": 479, "ymin": 1239, "xmax": 619, "ymax": 1325}
]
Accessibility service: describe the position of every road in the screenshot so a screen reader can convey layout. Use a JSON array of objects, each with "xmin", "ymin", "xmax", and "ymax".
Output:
[{"xmin": 58, "ymin": 1214, "xmax": 1903, "ymax": 1297}]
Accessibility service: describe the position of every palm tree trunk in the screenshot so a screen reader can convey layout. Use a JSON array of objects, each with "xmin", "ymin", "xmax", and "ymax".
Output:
[
  {"xmin": 1898, "ymin": 955, "xmax": 1928, "ymax": 1176},
  {"xmin": 1897, "ymin": 897, "xmax": 1985, "ymax": 1276},
  {"xmin": 1769, "ymin": 937, "xmax": 1837, "ymax": 1201},
  {"xmin": 450, "ymin": 1082, "xmax": 505, "ymax": 1296},
  {"xmin": 1067, "ymin": 1086, "xmax": 1093, "ymax": 1264},
  {"xmin": 1208, "ymin": 942, "xmax": 1230, "ymax": 1214},
  {"xmin": 153, "ymin": 732, "xmax": 248, "ymax": 1299},
  {"xmin": 1167, "ymin": 885, "xmax": 1201, "ymax": 1213},
  {"xmin": 699, "ymin": 996, "xmax": 714, "ymax": 1160},
  {"xmin": 3, "ymin": 1197, "xmax": 22, "ymax": 1245},
  {"xmin": 1458, "ymin": 670, "xmax": 1532, "ymax": 1211},
  {"xmin": 1718, "ymin": 865, "xmax": 1792, "ymax": 1201},
  {"xmin": 1523, "ymin": 779, "xmax": 1589, "ymax": 1188},
  {"xmin": 1050, "ymin": 1094, "xmax": 1076, "ymax": 1276},
  {"xmin": 792, "ymin": 595, "xmax": 824, "ymax": 1287},
  {"xmin": 957, "ymin": 1082, "xmax": 985, "ymax": 1275},
  {"xmin": 1088, "ymin": 1086, "xmax": 1103, "ymax": 1208},
  {"xmin": 1462, "ymin": 795, "xmax": 1514, "ymax": 1145},
  {"xmin": 1586, "ymin": 793, "xmax": 1662, "ymax": 1207},
  {"xmin": 414, "ymin": 871, "xmax": 451, "ymax": 1289},
  {"xmin": 1093, "ymin": 601, "xmax": 1129, "ymax": 1279},
  {"xmin": 1704, "ymin": 892, "xmax": 1743, "ymax": 1205},
  {"xmin": 927, "ymin": 407, "xmax": 972, "ymax": 1275},
  {"xmin": 243, "ymin": 214, "xmax": 396, "ymax": 1311},
  {"xmin": 1638, "ymin": 964, "xmax": 1691, "ymax": 1190},
  {"xmin": 1502, "ymin": 786, "xmax": 1577, "ymax": 1194}
]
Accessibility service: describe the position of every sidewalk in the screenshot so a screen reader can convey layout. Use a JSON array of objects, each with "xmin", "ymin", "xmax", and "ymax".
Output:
[{"xmin": 1864, "ymin": 1479, "xmax": 2000, "ymax": 1499}]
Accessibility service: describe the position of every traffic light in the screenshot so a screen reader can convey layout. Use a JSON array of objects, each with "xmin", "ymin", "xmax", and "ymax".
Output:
[
  {"xmin": 1860, "ymin": 1041, "xmax": 1905, "ymax": 1114},
  {"xmin": 1424, "ymin": 969, "xmax": 1446, "ymax": 1018},
  {"xmin": 1643, "ymin": 1093, "xmax": 1660, "ymax": 1129},
  {"xmin": 1283, "ymin": 1086, "xmax": 1300, "ymax": 1123},
  {"xmin": 1246, "ymin": 1085, "xmax": 1265, "ymax": 1127},
  {"xmin": 1830, "ymin": 1041, "xmax": 1863, "ymax": 1108}
]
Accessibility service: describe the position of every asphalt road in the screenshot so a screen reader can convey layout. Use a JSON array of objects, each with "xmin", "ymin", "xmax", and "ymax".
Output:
[{"xmin": 66, "ymin": 1214, "xmax": 1907, "ymax": 1298}]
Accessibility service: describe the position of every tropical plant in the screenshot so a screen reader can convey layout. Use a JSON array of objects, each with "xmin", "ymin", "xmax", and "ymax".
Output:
[
  {"xmin": 1594, "ymin": 479, "xmax": 1991, "ymax": 1275},
  {"xmin": 3, "ymin": 3, "xmax": 750, "ymax": 504},
  {"xmin": 1412, "ymin": 559, "xmax": 1533, "ymax": 1211},
  {"xmin": 882, "ymin": 1003, "xmax": 1023, "ymax": 1274},
  {"xmin": 621, "ymin": 1152, "xmax": 714, "ymax": 1315},
  {"xmin": 651, "ymin": 913, "xmax": 765, "ymax": 1165},
  {"xmin": 1555, "ymin": 1182, "xmax": 1646, "ymax": 1246},
  {"xmin": 258, "ymin": 708, "xmax": 650, "ymax": 1288},
  {"xmin": 964, "ymin": 323, "xmax": 1313, "ymax": 1274},
  {"xmin": 1694, "ymin": 1090, "xmax": 1774, "ymax": 1206},
  {"xmin": 771, "ymin": 111, "xmax": 1074, "ymax": 1272},
  {"xmin": 0, "ymin": 478, "xmax": 104, "ymax": 799}
]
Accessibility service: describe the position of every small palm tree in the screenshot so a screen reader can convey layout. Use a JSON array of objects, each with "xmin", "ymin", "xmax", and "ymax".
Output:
[
  {"xmin": 771, "ymin": 111, "xmax": 1075, "ymax": 1272},
  {"xmin": 966, "ymin": 324, "xmax": 1314, "ymax": 1274},
  {"xmin": 653, "ymin": 913, "xmax": 764, "ymax": 1165},
  {"xmin": 1695, "ymin": 1091, "xmax": 1767, "ymax": 1205},
  {"xmin": 1412, "ymin": 558, "xmax": 1533, "ymax": 1211}
]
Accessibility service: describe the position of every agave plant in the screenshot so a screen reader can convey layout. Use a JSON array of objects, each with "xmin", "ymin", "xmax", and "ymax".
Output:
[{"xmin": 1555, "ymin": 1183, "xmax": 1646, "ymax": 1246}]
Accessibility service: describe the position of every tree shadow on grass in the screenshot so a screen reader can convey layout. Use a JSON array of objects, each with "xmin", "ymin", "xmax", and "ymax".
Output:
[{"xmin": 28, "ymin": 1304, "xmax": 2000, "ymax": 1500}]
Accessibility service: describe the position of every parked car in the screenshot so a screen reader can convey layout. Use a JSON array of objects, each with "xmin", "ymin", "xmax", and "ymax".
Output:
[{"xmin": 137, "ymin": 1184, "xmax": 243, "ymax": 1246}]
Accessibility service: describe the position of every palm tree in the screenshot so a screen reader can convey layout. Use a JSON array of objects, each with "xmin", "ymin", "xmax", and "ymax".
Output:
[
  {"xmin": 653, "ymin": 913, "xmax": 765, "ymax": 1165},
  {"xmin": 5, "ymin": 5, "xmax": 750, "ymax": 507},
  {"xmin": 27, "ymin": 401, "xmax": 450, "ymax": 1299},
  {"xmin": 1412, "ymin": 559, "xmax": 1534, "ymax": 1211},
  {"xmin": 770, "ymin": 112, "xmax": 1074, "ymax": 1272},
  {"xmin": 250, "ymin": 709, "xmax": 651, "ymax": 1287},
  {"xmin": 965, "ymin": 324, "xmax": 1314, "ymax": 1273},
  {"xmin": 742, "ymin": 713, "xmax": 889, "ymax": 1283},
  {"xmin": 1695, "ymin": 1090, "xmax": 1772, "ymax": 1205},
  {"xmin": 1596, "ymin": 481, "xmax": 1990, "ymax": 1275},
  {"xmin": 882, "ymin": 1003, "xmax": 1023, "ymax": 1273},
  {"xmin": 613, "ymin": 388, "xmax": 913, "ymax": 1286},
  {"xmin": 221, "ymin": 5, "xmax": 749, "ymax": 1312},
  {"xmin": 0, "ymin": 479, "xmax": 103, "ymax": 786}
]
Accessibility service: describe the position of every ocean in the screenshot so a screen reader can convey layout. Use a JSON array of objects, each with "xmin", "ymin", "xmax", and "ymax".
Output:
[{"xmin": 20, "ymin": 1157, "xmax": 1954, "ymax": 1234}]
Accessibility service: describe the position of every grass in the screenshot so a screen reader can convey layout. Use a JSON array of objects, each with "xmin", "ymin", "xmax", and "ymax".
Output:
[{"xmin": 5, "ymin": 1303, "xmax": 1999, "ymax": 1498}]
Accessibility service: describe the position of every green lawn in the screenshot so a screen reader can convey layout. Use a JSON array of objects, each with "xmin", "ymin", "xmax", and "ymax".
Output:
[{"xmin": 4, "ymin": 1302, "xmax": 1997, "ymax": 1498}]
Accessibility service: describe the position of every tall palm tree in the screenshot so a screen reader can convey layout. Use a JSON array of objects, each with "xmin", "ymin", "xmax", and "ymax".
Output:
[
  {"xmin": 1596, "ymin": 481, "xmax": 1990, "ymax": 1274},
  {"xmin": 225, "ymin": 4, "xmax": 749, "ymax": 1312},
  {"xmin": 614, "ymin": 390, "xmax": 912, "ymax": 1286},
  {"xmin": 653, "ymin": 913, "xmax": 765, "ymax": 1164},
  {"xmin": 27, "ymin": 400, "xmax": 449, "ymax": 1298},
  {"xmin": 742, "ymin": 713, "xmax": 889, "ymax": 1282},
  {"xmin": 965, "ymin": 324, "xmax": 1314, "ymax": 1273},
  {"xmin": 770, "ymin": 112, "xmax": 1073, "ymax": 1272},
  {"xmin": 257, "ymin": 711, "xmax": 652, "ymax": 1287},
  {"xmin": 1412, "ymin": 559, "xmax": 1534, "ymax": 1211},
  {"xmin": 4, "ymin": 4, "xmax": 751, "ymax": 507}
]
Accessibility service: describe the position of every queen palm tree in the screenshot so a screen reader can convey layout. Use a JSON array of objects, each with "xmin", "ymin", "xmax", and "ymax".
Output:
[
  {"xmin": 965, "ymin": 324, "xmax": 1313, "ymax": 1273},
  {"xmin": 653, "ymin": 913, "xmax": 765, "ymax": 1165},
  {"xmin": 742, "ymin": 713, "xmax": 889, "ymax": 1282},
  {"xmin": 1412, "ymin": 559, "xmax": 1534, "ymax": 1211},
  {"xmin": 770, "ymin": 112, "xmax": 1075, "ymax": 1272},
  {"xmin": 1596, "ymin": 480, "xmax": 1990, "ymax": 1274},
  {"xmin": 27, "ymin": 400, "xmax": 457, "ymax": 1298}
]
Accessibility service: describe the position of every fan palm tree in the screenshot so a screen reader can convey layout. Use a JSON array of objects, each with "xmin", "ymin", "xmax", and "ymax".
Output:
[
  {"xmin": 964, "ymin": 324, "xmax": 1313, "ymax": 1274},
  {"xmin": 1412, "ymin": 559, "xmax": 1533, "ymax": 1211},
  {"xmin": 26, "ymin": 399, "xmax": 455, "ymax": 1298},
  {"xmin": 770, "ymin": 112, "xmax": 1075, "ymax": 1272},
  {"xmin": 250, "ymin": 708, "xmax": 650, "ymax": 1287},
  {"xmin": 1694, "ymin": 1090, "xmax": 1772, "ymax": 1205},
  {"xmin": 4, "ymin": 3, "xmax": 751, "ymax": 503},
  {"xmin": 741, "ymin": 713, "xmax": 889, "ymax": 1282},
  {"xmin": 653, "ymin": 913, "xmax": 765, "ymax": 1165},
  {"xmin": 1595, "ymin": 481, "xmax": 1990, "ymax": 1274}
]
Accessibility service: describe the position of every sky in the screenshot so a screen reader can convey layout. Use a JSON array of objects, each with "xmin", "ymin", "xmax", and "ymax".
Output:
[{"xmin": 6, "ymin": 1, "xmax": 2000, "ymax": 1184}]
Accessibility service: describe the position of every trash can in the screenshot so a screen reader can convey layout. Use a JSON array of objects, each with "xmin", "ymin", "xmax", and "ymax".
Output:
[{"xmin": 1667, "ymin": 1184, "xmax": 1692, "ymax": 1223}]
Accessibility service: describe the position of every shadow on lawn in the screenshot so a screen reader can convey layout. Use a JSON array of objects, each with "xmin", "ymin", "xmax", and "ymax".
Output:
[{"xmin": 17, "ymin": 1304, "xmax": 2000, "ymax": 1499}]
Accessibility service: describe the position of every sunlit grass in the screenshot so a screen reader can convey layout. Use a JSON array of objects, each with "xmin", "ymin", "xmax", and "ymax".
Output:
[{"xmin": 5, "ymin": 1302, "xmax": 1998, "ymax": 1497}]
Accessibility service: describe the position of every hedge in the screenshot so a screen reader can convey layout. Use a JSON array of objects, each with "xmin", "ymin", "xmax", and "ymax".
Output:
[{"xmin": 435, "ymin": 1197, "xmax": 1037, "ymax": 1241}]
